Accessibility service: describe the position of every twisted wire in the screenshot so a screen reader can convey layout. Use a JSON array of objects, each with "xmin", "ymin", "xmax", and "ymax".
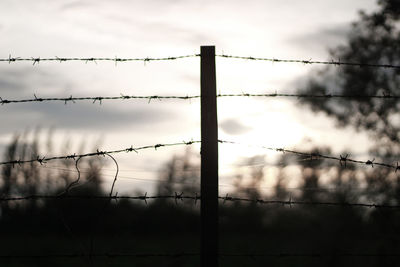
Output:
[
  {"xmin": 2, "ymin": 53, "xmax": 399, "ymax": 69},
  {"xmin": 0, "ymin": 54, "xmax": 199, "ymax": 64},
  {"xmin": 0, "ymin": 94, "xmax": 200, "ymax": 105},
  {"xmin": 1, "ymin": 139, "xmax": 397, "ymax": 173},
  {"xmin": 2, "ymin": 252, "xmax": 400, "ymax": 259},
  {"xmin": 2, "ymin": 92, "xmax": 399, "ymax": 106},
  {"xmin": 217, "ymin": 54, "xmax": 400, "ymax": 69},
  {"xmin": 0, "ymin": 141, "xmax": 200, "ymax": 166},
  {"xmin": 218, "ymin": 140, "xmax": 400, "ymax": 172},
  {"xmin": 1, "ymin": 193, "xmax": 399, "ymax": 209}
]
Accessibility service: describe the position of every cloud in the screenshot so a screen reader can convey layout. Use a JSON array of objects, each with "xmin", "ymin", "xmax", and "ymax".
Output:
[
  {"xmin": 59, "ymin": 1, "xmax": 92, "ymax": 11},
  {"xmin": 0, "ymin": 143, "xmax": 6, "ymax": 152},
  {"xmin": 0, "ymin": 67, "xmax": 176, "ymax": 135},
  {"xmin": 286, "ymin": 24, "xmax": 351, "ymax": 55},
  {"xmin": 220, "ymin": 118, "xmax": 252, "ymax": 135},
  {"xmin": 0, "ymin": 143, "xmax": 7, "ymax": 161},
  {"xmin": 55, "ymin": 0, "xmax": 216, "ymax": 47},
  {"xmin": 0, "ymin": 69, "xmax": 35, "ymax": 93},
  {"xmin": 0, "ymin": 67, "xmax": 68, "ymax": 96},
  {"xmin": 135, "ymin": 21, "xmax": 214, "ymax": 45},
  {"xmin": 0, "ymin": 101, "xmax": 173, "ymax": 134}
]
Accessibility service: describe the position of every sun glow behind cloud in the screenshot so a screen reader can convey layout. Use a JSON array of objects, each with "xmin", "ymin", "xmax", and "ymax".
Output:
[{"xmin": 0, "ymin": 0, "xmax": 378, "ymax": 194}]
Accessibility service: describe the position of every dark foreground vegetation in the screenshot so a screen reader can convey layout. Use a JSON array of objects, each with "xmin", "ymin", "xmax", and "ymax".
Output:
[{"xmin": 1, "ymin": 134, "xmax": 400, "ymax": 267}]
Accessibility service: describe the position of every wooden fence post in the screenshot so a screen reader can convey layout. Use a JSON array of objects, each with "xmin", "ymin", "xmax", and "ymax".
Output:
[{"xmin": 200, "ymin": 45, "xmax": 219, "ymax": 267}]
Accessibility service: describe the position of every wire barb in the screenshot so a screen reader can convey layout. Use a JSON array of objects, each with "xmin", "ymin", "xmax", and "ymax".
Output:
[
  {"xmin": 340, "ymin": 154, "xmax": 349, "ymax": 167},
  {"xmin": 32, "ymin": 57, "xmax": 40, "ymax": 65},
  {"xmin": 8, "ymin": 54, "xmax": 20, "ymax": 63},
  {"xmin": 139, "ymin": 192, "xmax": 148, "ymax": 204},
  {"xmin": 366, "ymin": 158, "xmax": 375, "ymax": 168},
  {"xmin": 36, "ymin": 156, "xmax": 46, "ymax": 165},
  {"xmin": 174, "ymin": 192, "xmax": 184, "ymax": 205}
]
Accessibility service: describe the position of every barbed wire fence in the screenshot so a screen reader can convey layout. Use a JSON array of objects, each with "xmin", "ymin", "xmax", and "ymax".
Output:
[{"xmin": 1, "ymin": 48, "xmax": 400, "ymax": 265}]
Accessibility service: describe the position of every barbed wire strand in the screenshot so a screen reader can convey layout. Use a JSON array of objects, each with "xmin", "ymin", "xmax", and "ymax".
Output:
[
  {"xmin": 0, "ymin": 141, "xmax": 200, "ymax": 166},
  {"xmin": 0, "ymin": 95, "xmax": 200, "ymax": 105},
  {"xmin": 2, "ymin": 252, "xmax": 400, "ymax": 259},
  {"xmin": 1, "ymin": 139, "xmax": 397, "ymax": 172},
  {"xmin": 0, "ymin": 54, "xmax": 200, "ymax": 64},
  {"xmin": 217, "ymin": 93, "xmax": 400, "ymax": 99},
  {"xmin": 218, "ymin": 195, "xmax": 400, "ymax": 209},
  {"xmin": 219, "ymin": 252, "xmax": 400, "ymax": 258},
  {"xmin": 2, "ymin": 139, "xmax": 397, "ymax": 174},
  {"xmin": 0, "ymin": 252, "xmax": 199, "ymax": 259},
  {"xmin": 217, "ymin": 54, "xmax": 400, "ymax": 69},
  {"xmin": 2, "ymin": 93, "xmax": 400, "ymax": 105},
  {"xmin": 218, "ymin": 140, "xmax": 400, "ymax": 172},
  {"xmin": 1, "ymin": 194, "xmax": 399, "ymax": 209},
  {"xmin": 2, "ymin": 54, "xmax": 399, "ymax": 69}
]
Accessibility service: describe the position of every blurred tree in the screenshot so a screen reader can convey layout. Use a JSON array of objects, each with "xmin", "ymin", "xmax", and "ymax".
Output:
[
  {"xmin": 299, "ymin": 0, "xmax": 400, "ymax": 154},
  {"xmin": 232, "ymin": 155, "xmax": 265, "ymax": 200},
  {"xmin": 298, "ymin": 0, "xmax": 400, "ymax": 207},
  {"xmin": 0, "ymin": 130, "xmax": 105, "ymax": 216},
  {"xmin": 156, "ymin": 147, "xmax": 200, "ymax": 200}
]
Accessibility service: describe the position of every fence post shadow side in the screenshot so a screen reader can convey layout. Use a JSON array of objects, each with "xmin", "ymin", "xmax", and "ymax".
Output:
[{"xmin": 200, "ymin": 45, "xmax": 219, "ymax": 267}]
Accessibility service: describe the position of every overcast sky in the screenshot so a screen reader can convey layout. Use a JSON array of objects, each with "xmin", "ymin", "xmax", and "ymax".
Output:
[{"xmin": 0, "ymin": 0, "xmax": 378, "ymax": 195}]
